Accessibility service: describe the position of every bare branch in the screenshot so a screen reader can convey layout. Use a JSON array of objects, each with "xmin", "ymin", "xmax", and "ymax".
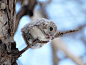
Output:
[
  {"xmin": 51, "ymin": 38, "xmax": 85, "ymax": 65},
  {"xmin": 51, "ymin": 43, "xmax": 60, "ymax": 65},
  {"xmin": 53, "ymin": 30, "xmax": 78, "ymax": 39},
  {"xmin": 15, "ymin": 0, "xmax": 37, "ymax": 33}
]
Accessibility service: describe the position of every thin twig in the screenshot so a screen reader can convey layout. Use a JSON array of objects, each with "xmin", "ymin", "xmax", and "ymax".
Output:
[{"xmin": 53, "ymin": 30, "xmax": 78, "ymax": 39}]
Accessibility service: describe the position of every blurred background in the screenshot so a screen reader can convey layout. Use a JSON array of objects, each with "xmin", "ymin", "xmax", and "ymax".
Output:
[{"xmin": 14, "ymin": 0, "xmax": 86, "ymax": 65}]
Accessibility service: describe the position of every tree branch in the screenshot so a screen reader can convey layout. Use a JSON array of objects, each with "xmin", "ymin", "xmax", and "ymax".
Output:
[
  {"xmin": 15, "ymin": 0, "xmax": 37, "ymax": 33},
  {"xmin": 51, "ymin": 38, "xmax": 85, "ymax": 65}
]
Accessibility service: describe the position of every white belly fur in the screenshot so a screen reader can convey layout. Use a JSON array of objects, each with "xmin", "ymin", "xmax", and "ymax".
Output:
[{"xmin": 29, "ymin": 26, "xmax": 49, "ymax": 41}]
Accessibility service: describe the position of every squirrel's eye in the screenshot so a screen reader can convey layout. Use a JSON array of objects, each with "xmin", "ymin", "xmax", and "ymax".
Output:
[{"xmin": 50, "ymin": 27, "xmax": 53, "ymax": 31}]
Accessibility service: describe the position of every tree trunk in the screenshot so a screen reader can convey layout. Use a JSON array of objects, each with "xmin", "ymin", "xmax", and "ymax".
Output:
[{"xmin": 0, "ymin": 0, "xmax": 19, "ymax": 65}]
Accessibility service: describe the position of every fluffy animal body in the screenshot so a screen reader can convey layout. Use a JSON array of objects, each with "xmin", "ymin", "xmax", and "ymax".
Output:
[{"xmin": 22, "ymin": 18, "xmax": 57, "ymax": 49}]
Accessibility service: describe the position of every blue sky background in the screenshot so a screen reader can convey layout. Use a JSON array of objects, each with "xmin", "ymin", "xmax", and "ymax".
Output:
[{"xmin": 14, "ymin": 0, "xmax": 86, "ymax": 65}]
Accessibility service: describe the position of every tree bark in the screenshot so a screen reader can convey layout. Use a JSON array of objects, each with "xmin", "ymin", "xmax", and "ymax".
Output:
[{"xmin": 0, "ymin": 0, "xmax": 19, "ymax": 65}]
